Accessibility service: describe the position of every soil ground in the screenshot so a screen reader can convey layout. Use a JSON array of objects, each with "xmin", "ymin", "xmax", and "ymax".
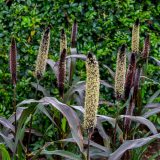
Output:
[{"xmin": 142, "ymin": 139, "xmax": 160, "ymax": 160}]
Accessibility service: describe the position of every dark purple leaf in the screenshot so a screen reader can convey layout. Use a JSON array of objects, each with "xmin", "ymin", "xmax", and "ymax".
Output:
[
  {"xmin": 0, "ymin": 117, "xmax": 15, "ymax": 132},
  {"xmin": 100, "ymin": 80, "xmax": 114, "ymax": 89},
  {"xmin": 47, "ymin": 59, "xmax": 59, "ymax": 80},
  {"xmin": 31, "ymin": 82, "xmax": 50, "ymax": 96},
  {"xmin": 109, "ymin": 134, "xmax": 160, "ymax": 160},
  {"xmin": 143, "ymin": 108, "xmax": 160, "ymax": 118},
  {"xmin": 17, "ymin": 98, "xmax": 84, "ymax": 152},
  {"xmin": 103, "ymin": 64, "xmax": 115, "ymax": 78},
  {"xmin": 66, "ymin": 54, "xmax": 87, "ymax": 61},
  {"xmin": 144, "ymin": 103, "xmax": 160, "ymax": 109},
  {"xmin": 148, "ymin": 90, "xmax": 160, "ymax": 103},
  {"xmin": 41, "ymin": 150, "xmax": 81, "ymax": 160},
  {"xmin": 60, "ymin": 138, "xmax": 110, "ymax": 154},
  {"xmin": 149, "ymin": 56, "xmax": 160, "ymax": 66},
  {"xmin": 120, "ymin": 115, "xmax": 158, "ymax": 134}
]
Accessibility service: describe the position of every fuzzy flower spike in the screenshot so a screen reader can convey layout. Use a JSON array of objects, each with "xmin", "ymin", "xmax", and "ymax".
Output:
[
  {"xmin": 115, "ymin": 44, "xmax": 127, "ymax": 99},
  {"xmin": 142, "ymin": 34, "xmax": 150, "ymax": 60},
  {"xmin": 60, "ymin": 29, "xmax": 67, "ymax": 53},
  {"xmin": 132, "ymin": 19, "xmax": 140, "ymax": 54},
  {"xmin": 84, "ymin": 53, "xmax": 100, "ymax": 130},
  {"xmin": 35, "ymin": 27, "xmax": 50, "ymax": 79},
  {"xmin": 58, "ymin": 48, "xmax": 67, "ymax": 98},
  {"xmin": 10, "ymin": 38, "xmax": 17, "ymax": 85}
]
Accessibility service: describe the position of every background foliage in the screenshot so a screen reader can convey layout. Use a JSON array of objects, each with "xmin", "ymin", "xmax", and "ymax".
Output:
[{"xmin": 0, "ymin": 0, "xmax": 159, "ymax": 114}]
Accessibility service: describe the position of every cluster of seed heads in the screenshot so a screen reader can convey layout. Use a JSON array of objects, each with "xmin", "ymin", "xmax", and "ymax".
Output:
[{"xmin": 9, "ymin": 19, "xmax": 151, "ymax": 138}]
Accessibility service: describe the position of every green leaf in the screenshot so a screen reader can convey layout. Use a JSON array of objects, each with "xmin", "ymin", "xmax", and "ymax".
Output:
[
  {"xmin": 61, "ymin": 117, "xmax": 67, "ymax": 133},
  {"xmin": 0, "ymin": 144, "xmax": 11, "ymax": 160}
]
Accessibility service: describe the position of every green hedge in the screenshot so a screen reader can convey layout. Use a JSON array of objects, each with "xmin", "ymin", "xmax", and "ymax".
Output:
[{"xmin": 0, "ymin": 0, "xmax": 159, "ymax": 117}]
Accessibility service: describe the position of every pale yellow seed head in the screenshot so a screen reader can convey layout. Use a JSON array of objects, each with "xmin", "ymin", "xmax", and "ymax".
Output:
[
  {"xmin": 84, "ymin": 53, "xmax": 100, "ymax": 129},
  {"xmin": 132, "ymin": 19, "xmax": 140, "ymax": 54},
  {"xmin": 35, "ymin": 28, "xmax": 50, "ymax": 79},
  {"xmin": 115, "ymin": 45, "xmax": 126, "ymax": 99}
]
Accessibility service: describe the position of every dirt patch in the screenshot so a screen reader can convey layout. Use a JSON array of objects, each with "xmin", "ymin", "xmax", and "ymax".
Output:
[{"xmin": 142, "ymin": 139, "xmax": 160, "ymax": 160}]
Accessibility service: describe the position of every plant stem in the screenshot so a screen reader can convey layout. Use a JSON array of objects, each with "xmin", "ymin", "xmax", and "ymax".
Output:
[
  {"xmin": 13, "ymin": 84, "xmax": 17, "ymax": 136},
  {"xmin": 26, "ymin": 79, "xmax": 39, "ymax": 158},
  {"xmin": 87, "ymin": 129, "xmax": 90, "ymax": 160},
  {"xmin": 113, "ymin": 101, "xmax": 119, "ymax": 149},
  {"xmin": 13, "ymin": 84, "xmax": 17, "ymax": 159}
]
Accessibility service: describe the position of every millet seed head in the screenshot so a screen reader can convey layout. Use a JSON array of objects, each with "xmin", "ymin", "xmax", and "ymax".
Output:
[
  {"xmin": 60, "ymin": 29, "xmax": 67, "ymax": 53},
  {"xmin": 84, "ymin": 52, "xmax": 100, "ymax": 129},
  {"xmin": 35, "ymin": 27, "xmax": 50, "ymax": 79},
  {"xmin": 115, "ymin": 44, "xmax": 127, "ymax": 99},
  {"xmin": 132, "ymin": 19, "xmax": 140, "ymax": 54},
  {"xmin": 10, "ymin": 37, "xmax": 17, "ymax": 85}
]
